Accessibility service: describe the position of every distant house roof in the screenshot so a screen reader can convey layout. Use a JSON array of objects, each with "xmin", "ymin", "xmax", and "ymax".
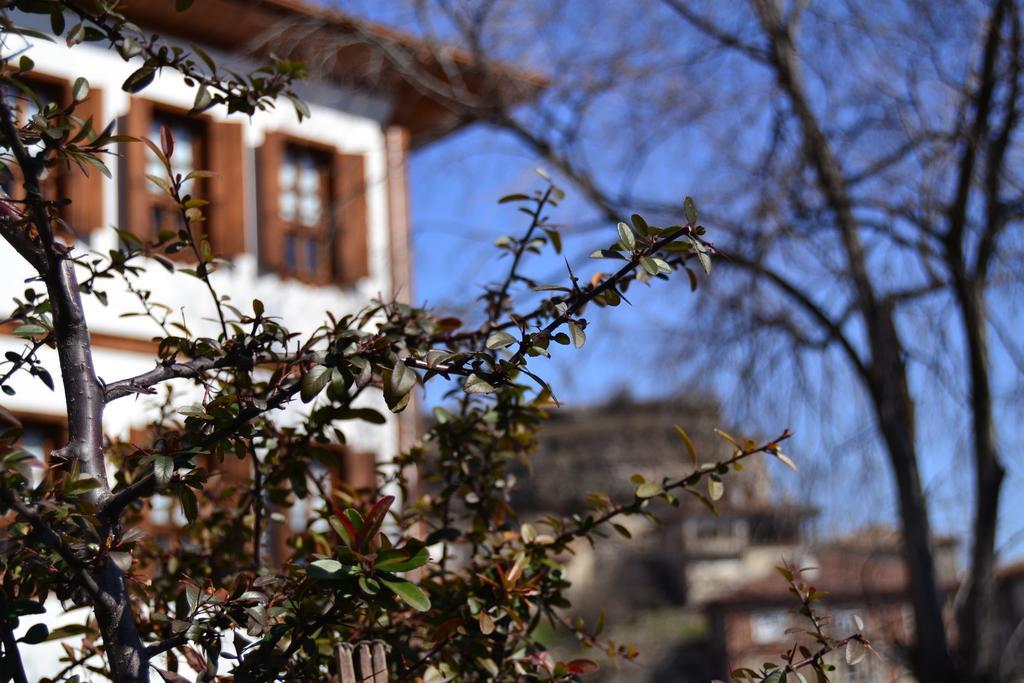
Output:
[
  {"xmin": 997, "ymin": 559, "xmax": 1024, "ymax": 583},
  {"xmin": 707, "ymin": 528, "xmax": 960, "ymax": 608},
  {"xmin": 113, "ymin": 0, "xmax": 546, "ymax": 148}
]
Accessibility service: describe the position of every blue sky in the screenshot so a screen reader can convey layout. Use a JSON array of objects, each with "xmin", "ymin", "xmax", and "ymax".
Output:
[{"xmin": 337, "ymin": 1, "xmax": 1024, "ymax": 561}]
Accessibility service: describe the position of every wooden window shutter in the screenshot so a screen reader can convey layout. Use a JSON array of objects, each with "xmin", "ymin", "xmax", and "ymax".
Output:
[
  {"xmin": 344, "ymin": 451, "xmax": 377, "ymax": 491},
  {"xmin": 330, "ymin": 449, "xmax": 377, "ymax": 493},
  {"xmin": 65, "ymin": 85, "xmax": 105, "ymax": 234},
  {"xmin": 332, "ymin": 152, "xmax": 370, "ymax": 285},
  {"xmin": 121, "ymin": 97, "xmax": 152, "ymax": 239},
  {"xmin": 256, "ymin": 132, "xmax": 286, "ymax": 272},
  {"xmin": 206, "ymin": 119, "xmax": 246, "ymax": 258}
]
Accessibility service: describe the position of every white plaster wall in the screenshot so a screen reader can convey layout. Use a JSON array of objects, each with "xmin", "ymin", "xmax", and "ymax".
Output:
[
  {"xmin": 0, "ymin": 24, "xmax": 411, "ymax": 679},
  {"xmin": 0, "ymin": 25, "xmax": 401, "ymax": 459}
]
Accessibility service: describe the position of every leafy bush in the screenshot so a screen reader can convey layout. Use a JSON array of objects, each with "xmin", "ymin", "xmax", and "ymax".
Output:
[{"xmin": 0, "ymin": 2, "xmax": 863, "ymax": 681}]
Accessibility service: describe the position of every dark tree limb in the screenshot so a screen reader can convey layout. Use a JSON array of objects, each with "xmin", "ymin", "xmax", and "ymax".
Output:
[{"xmin": 0, "ymin": 86, "xmax": 147, "ymax": 682}]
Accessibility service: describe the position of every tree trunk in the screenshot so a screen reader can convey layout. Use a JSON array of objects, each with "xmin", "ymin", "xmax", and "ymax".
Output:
[
  {"xmin": 45, "ymin": 258, "xmax": 148, "ymax": 681},
  {"xmin": 867, "ymin": 315, "xmax": 957, "ymax": 683},
  {"xmin": 954, "ymin": 279, "xmax": 1004, "ymax": 683}
]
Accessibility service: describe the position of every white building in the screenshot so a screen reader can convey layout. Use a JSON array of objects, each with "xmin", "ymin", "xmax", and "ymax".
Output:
[{"xmin": 0, "ymin": 1, "xmax": 538, "ymax": 678}]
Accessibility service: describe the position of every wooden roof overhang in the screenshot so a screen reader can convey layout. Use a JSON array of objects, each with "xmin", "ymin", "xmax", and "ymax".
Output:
[{"xmin": 109, "ymin": 0, "xmax": 547, "ymax": 148}]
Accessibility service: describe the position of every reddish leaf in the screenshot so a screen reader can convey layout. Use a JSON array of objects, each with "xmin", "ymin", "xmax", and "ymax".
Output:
[
  {"xmin": 566, "ymin": 659, "xmax": 599, "ymax": 674},
  {"xmin": 160, "ymin": 124, "xmax": 174, "ymax": 160},
  {"xmin": 355, "ymin": 495, "xmax": 394, "ymax": 549},
  {"xmin": 180, "ymin": 645, "xmax": 205, "ymax": 673},
  {"xmin": 331, "ymin": 513, "xmax": 358, "ymax": 547}
]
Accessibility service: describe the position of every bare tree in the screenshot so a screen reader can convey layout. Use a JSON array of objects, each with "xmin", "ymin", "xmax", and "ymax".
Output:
[{"xmin": 299, "ymin": 1, "xmax": 1024, "ymax": 680}]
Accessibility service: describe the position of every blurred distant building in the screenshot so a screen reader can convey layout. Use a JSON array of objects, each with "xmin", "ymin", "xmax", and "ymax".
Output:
[
  {"xmin": 705, "ymin": 526, "xmax": 960, "ymax": 682},
  {"xmin": 515, "ymin": 393, "xmax": 812, "ymax": 617},
  {"xmin": 518, "ymin": 395, "xmax": 962, "ymax": 683},
  {"xmin": 515, "ymin": 394, "xmax": 813, "ymax": 681},
  {"xmin": 996, "ymin": 560, "xmax": 1024, "ymax": 681}
]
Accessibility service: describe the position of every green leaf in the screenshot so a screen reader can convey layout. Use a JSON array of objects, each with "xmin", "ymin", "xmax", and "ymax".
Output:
[
  {"xmin": 696, "ymin": 248, "xmax": 712, "ymax": 275},
  {"xmin": 464, "ymin": 374, "xmax": 495, "ymax": 394},
  {"xmin": 122, "ymin": 66, "xmax": 156, "ymax": 93},
  {"xmin": 590, "ymin": 249, "xmax": 626, "ymax": 260},
  {"xmin": 333, "ymin": 407, "xmax": 387, "ymax": 424},
  {"xmin": 192, "ymin": 85, "xmax": 213, "ymax": 112},
  {"xmin": 675, "ymin": 426, "xmax": 697, "ymax": 465},
  {"xmin": 616, "ymin": 221, "xmax": 636, "ymax": 251},
  {"xmin": 329, "ymin": 516, "xmax": 356, "ymax": 546},
  {"xmin": 108, "ymin": 551, "xmax": 132, "ymax": 572},
  {"xmin": 568, "ymin": 322, "xmax": 585, "ymax": 349},
  {"xmin": 485, "ymin": 331, "xmax": 516, "ymax": 350},
  {"xmin": 640, "ymin": 257, "xmax": 659, "ymax": 276},
  {"xmin": 683, "ymin": 196, "xmax": 698, "ymax": 225},
  {"xmin": 7, "ymin": 600, "xmax": 44, "ymax": 617},
  {"xmin": 176, "ymin": 0, "xmax": 195, "ymax": 10},
  {"xmin": 498, "ymin": 193, "xmax": 530, "ymax": 204},
  {"xmin": 19, "ymin": 623, "xmax": 48, "ymax": 645},
  {"xmin": 845, "ymin": 638, "xmax": 867, "ymax": 665},
  {"xmin": 178, "ymin": 405, "xmax": 212, "ymax": 420},
  {"xmin": 46, "ymin": 624, "xmax": 93, "ymax": 641},
  {"xmin": 478, "ymin": 611, "xmax": 495, "ymax": 635},
  {"xmin": 635, "ymin": 482, "xmax": 662, "ymax": 499},
  {"xmin": 307, "ymin": 558, "xmax": 347, "ymax": 580},
  {"xmin": 545, "ymin": 227, "xmax": 563, "ymax": 254},
  {"xmin": 384, "ymin": 361, "xmax": 417, "ymax": 412},
  {"xmin": 179, "ymin": 488, "xmax": 198, "ymax": 525},
  {"xmin": 301, "ymin": 365, "xmax": 331, "ymax": 403},
  {"xmin": 631, "ymin": 213, "xmax": 650, "ymax": 236},
  {"xmin": 376, "ymin": 544, "xmax": 429, "ymax": 572},
  {"xmin": 380, "ymin": 576, "xmax": 431, "ymax": 612},
  {"xmin": 774, "ymin": 452, "xmax": 798, "ymax": 471},
  {"xmin": 708, "ymin": 477, "xmax": 725, "ymax": 501},
  {"xmin": 72, "ymin": 77, "xmax": 89, "ymax": 102},
  {"xmin": 65, "ymin": 475, "xmax": 101, "ymax": 495},
  {"xmin": 154, "ymin": 455, "xmax": 174, "ymax": 487},
  {"xmin": 49, "ymin": 11, "xmax": 64, "ymax": 36},
  {"xmin": 13, "ymin": 324, "xmax": 47, "ymax": 338},
  {"xmin": 612, "ymin": 523, "xmax": 632, "ymax": 539}
]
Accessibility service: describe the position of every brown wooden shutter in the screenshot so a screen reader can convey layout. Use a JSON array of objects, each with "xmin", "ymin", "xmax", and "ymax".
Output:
[
  {"xmin": 122, "ymin": 97, "xmax": 153, "ymax": 239},
  {"xmin": 207, "ymin": 119, "xmax": 246, "ymax": 258},
  {"xmin": 65, "ymin": 85, "xmax": 105, "ymax": 234},
  {"xmin": 256, "ymin": 132, "xmax": 286, "ymax": 272},
  {"xmin": 332, "ymin": 152, "xmax": 370, "ymax": 285},
  {"xmin": 345, "ymin": 451, "xmax": 377, "ymax": 491}
]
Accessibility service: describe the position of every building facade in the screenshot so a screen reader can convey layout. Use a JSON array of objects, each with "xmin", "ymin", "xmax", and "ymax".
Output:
[
  {"xmin": 0, "ymin": 2, "xmax": 537, "ymax": 677},
  {"xmin": 518, "ymin": 396, "xmax": 964, "ymax": 682},
  {"xmin": 1, "ymin": 0, "xmax": 538, "ymax": 516}
]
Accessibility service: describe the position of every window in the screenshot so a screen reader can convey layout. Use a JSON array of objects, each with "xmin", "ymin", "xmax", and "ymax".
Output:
[
  {"xmin": 0, "ymin": 74, "xmax": 105, "ymax": 236},
  {"xmin": 278, "ymin": 144, "xmax": 332, "ymax": 280},
  {"xmin": 123, "ymin": 97, "xmax": 245, "ymax": 258},
  {"xmin": 750, "ymin": 609, "xmax": 789, "ymax": 644},
  {"xmin": 144, "ymin": 110, "xmax": 205, "ymax": 244},
  {"xmin": 832, "ymin": 608, "xmax": 862, "ymax": 634},
  {"xmin": 10, "ymin": 415, "xmax": 68, "ymax": 489},
  {"xmin": 258, "ymin": 132, "xmax": 369, "ymax": 285},
  {"xmin": 0, "ymin": 79, "xmax": 63, "ymax": 201}
]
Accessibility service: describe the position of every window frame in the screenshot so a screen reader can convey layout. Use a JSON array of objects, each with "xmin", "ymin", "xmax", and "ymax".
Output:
[
  {"xmin": 123, "ymin": 96, "xmax": 246, "ymax": 259},
  {"xmin": 8, "ymin": 410, "xmax": 69, "ymax": 488},
  {"xmin": 1, "ymin": 71, "xmax": 105, "ymax": 237},
  {"xmin": 143, "ymin": 104, "xmax": 209, "ymax": 251},
  {"xmin": 257, "ymin": 131, "xmax": 370, "ymax": 287},
  {"xmin": 275, "ymin": 137, "xmax": 337, "ymax": 284}
]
